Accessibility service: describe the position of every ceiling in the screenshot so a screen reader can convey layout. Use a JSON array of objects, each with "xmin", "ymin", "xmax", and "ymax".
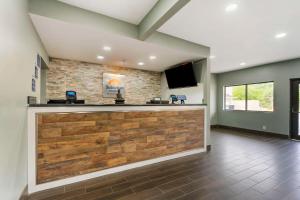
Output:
[
  {"xmin": 58, "ymin": 0, "xmax": 159, "ymax": 25},
  {"xmin": 159, "ymin": 0, "xmax": 300, "ymax": 73},
  {"xmin": 30, "ymin": 14, "xmax": 201, "ymax": 71},
  {"xmin": 32, "ymin": 0, "xmax": 300, "ymax": 73}
]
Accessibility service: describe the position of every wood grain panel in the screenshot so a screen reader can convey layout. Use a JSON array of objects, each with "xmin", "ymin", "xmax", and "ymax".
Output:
[{"xmin": 36, "ymin": 109, "xmax": 204, "ymax": 184}]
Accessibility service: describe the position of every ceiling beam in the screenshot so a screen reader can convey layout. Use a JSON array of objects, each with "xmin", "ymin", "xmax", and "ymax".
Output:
[
  {"xmin": 138, "ymin": 0, "xmax": 191, "ymax": 41},
  {"xmin": 28, "ymin": 0, "xmax": 209, "ymax": 57},
  {"xmin": 146, "ymin": 32, "xmax": 209, "ymax": 57}
]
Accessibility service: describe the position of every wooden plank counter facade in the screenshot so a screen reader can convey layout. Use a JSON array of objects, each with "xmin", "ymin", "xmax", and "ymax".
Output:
[{"xmin": 36, "ymin": 109, "xmax": 204, "ymax": 184}]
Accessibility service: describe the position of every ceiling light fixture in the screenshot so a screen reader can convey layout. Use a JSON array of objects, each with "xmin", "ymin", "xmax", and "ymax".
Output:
[
  {"xmin": 97, "ymin": 55, "xmax": 104, "ymax": 60},
  {"xmin": 103, "ymin": 46, "xmax": 111, "ymax": 51},
  {"xmin": 149, "ymin": 56, "xmax": 157, "ymax": 60},
  {"xmin": 138, "ymin": 62, "xmax": 145, "ymax": 66},
  {"xmin": 209, "ymin": 55, "xmax": 216, "ymax": 59},
  {"xmin": 240, "ymin": 62, "xmax": 246, "ymax": 66},
  {"xmin": 226, "ymin": 3, "xmax": 238, "ymax": 12},
  {"xmin": 275, "ymin": 32, "xmax": 287, "ymax": 39}
]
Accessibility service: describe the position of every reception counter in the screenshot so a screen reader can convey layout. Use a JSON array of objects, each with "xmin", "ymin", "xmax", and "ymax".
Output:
[{"xmin": 27, "ymin": 104, "xmax": 207, "ymax": 193}]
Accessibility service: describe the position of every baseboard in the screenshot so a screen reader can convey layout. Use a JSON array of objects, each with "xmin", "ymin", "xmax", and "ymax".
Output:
[
  {"xmin": 212, "ymin": 125, "xmax": 289, "ymax": 139},
  {"xmin": 19, "ymin": 185, "xmax": 28, "ymax": 200},
  {"xmin": 210, "ymin": 125, "xmax": 219, "ymax": 129}
]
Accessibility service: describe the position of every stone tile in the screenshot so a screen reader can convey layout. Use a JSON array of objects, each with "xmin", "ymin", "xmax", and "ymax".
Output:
[{"xmin": 47, "ymin": 58, "xmax": 161, "ymax": 104}]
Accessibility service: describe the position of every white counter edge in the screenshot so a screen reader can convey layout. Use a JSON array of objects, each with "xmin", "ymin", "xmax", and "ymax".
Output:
[{"xmin": 28, "ymin": 105, "xmax": 206, "ymax": 113}]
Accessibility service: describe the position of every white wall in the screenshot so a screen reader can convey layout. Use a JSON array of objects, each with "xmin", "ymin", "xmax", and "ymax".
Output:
[
  {"xmin": 161, "ymin": 72, "xmax": 204, "ymax": 103},
  {"xmin": 160, "ymin": 63, "xmax": 206, "ymax": 104},
  {"xmin": 210, "ymin": 74, "xmax": 218, "ymax": 125},
  {"xmin": 0, "ymin": 0, "xmax": 48, "ymax": 199}
]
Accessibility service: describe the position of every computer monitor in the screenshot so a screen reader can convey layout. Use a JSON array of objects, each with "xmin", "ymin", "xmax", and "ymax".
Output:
[
  {"xmin": 66, "ymin": 91, "xmax": 77, "ymax": 101},
  {"xmin": 177, "ymin": 95, "xmax": 187, "ymax": 101}
]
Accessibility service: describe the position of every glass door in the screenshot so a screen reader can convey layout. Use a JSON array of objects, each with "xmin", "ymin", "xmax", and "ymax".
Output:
[{"xmin": 290, "ymin": 79, "xmax": 300, "ymax": 140}]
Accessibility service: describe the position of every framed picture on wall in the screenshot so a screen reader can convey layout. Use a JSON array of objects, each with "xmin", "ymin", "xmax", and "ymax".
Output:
[
  {"xmin": 32, "ymin": 78, "xmax": 36, "ymax": 92},
  {"xmin": 35, "ymin": 66, "xmax": 39, "ymax": 79},
  {"xmin": 36, "ymin": 54, "xmax": 41, "ymax": 68},
  {"xmin": 103, "ymin": 73, "xmax": 125, "ymax": 98}
]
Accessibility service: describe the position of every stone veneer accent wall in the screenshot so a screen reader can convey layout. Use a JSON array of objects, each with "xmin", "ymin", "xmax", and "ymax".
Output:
[{"xmin": 47, "ymin": 58, "xmax": 161, "ymax": 104}]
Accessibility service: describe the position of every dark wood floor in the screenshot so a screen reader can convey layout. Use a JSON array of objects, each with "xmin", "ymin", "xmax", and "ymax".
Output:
[{"xmin": 29, "ymin": 128, "xmax": 300, "ymax": 200}]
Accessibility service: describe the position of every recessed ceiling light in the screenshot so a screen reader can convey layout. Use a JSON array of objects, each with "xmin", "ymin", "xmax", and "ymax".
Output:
[
  {"xmin": 97, "ymin": 55, "xmax": 104, "ymax": 60},
  {"xmin": 209, "ymin": 55, "xmax": 216, "ymax": 59},
  {"xmin": 275, "ymin": 32, "xmax": 287, "ymax": 39},
  {"xmin": 138, "ymin": 62, "xmax": 145, "ymax": 66},
  {"xmin": 103, "ymin": 46, "xmax": 111, "ymax": 51},
  {"xmin": 226, "ymin": 3, "xmax": 238, "ymax": 12},
  {"xmin": 240, "ymin": 62, "xmax": 246, "ymax": 66},
  {"xmin": 149, "ymin": 56, "xmax": 157, "ymax": 60}
]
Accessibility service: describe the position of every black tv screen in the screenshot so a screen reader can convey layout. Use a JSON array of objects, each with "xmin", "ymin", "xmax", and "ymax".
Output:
[{"xmin": 165, "ymin": 62, "xmax": 197, "ymax": 89}]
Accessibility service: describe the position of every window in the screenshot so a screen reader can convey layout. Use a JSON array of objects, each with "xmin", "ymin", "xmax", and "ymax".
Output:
[
  {"xmin": 247, "ymin": 82, "xmax": 274, "ymax": 111},
  {"xmin": 225, "ymin": 85, "xmax": 246, "ymax": 110},
  {"xmin": 224, "ymin": 82, "xmax": 274, "ymax": 112}
]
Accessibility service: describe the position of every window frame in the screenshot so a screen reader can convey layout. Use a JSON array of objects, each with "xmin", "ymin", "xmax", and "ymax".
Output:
[
  {"xmin": 223, "ymin": 81, "xmax": 274, "ymax": 112},
  {"xmin": 223, "ymin": 84, "xmax": 247, "ymax": 111}
]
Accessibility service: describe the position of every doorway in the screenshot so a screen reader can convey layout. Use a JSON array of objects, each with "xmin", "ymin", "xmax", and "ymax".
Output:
[{"xmin": 290, "ymin": 79, "xmax": 300, "ymax": 140}]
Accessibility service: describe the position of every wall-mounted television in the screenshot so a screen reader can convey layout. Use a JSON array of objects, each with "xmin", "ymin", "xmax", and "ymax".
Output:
[{"xmin": 165, "ymin": 62, "xmax": 198, "ymax": 89}]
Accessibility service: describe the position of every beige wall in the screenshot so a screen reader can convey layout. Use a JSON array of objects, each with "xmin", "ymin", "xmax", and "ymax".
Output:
[
  {"xmin": 47, "ymin": 58, "xmax": 161, "ymax": 104},
  {"xmin": 0, "ymin": 0, "xmax": 48, "ymax": 199}
]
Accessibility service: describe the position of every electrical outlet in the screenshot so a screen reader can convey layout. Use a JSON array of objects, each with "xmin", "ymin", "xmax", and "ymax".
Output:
[{"xmin": 262, "ymin": 125, "xmax": 267, "ymax": 131}]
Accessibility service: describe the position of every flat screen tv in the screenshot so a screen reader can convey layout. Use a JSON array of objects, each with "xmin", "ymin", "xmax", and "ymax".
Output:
[{"xmin": 165, "ymin": 62, "xmax": 197, "ymax": 89}]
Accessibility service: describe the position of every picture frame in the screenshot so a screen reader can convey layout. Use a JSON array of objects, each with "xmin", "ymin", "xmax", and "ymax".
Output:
[
  {"xmin": 35, "ymin": 66, "xmax": 39, "ymax": 79},
  {"xmin": 36, "ymin": 54, "xmax": 41, "ymax": 68},
  {"xmin": 103, "ymin": 73, "xmax": 125, "ymax": 98},
  {"xmin": 32, "ymin": 78, "xmax": 36, "ymax": 92}
]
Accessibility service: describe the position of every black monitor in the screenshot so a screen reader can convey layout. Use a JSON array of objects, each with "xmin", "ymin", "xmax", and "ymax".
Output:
[
  {"xmin": 165, "ymin": 62, "xmax": 197, "ymax": 89},
  {"xmin": 66, "ymin": 91, "xmax": 77, "ymax": 101}
]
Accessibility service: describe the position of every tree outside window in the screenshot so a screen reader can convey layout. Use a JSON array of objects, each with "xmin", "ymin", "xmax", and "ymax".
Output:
[{"xmin": 224, "ymin": 82, "xmax": 274, "ymax": 112}]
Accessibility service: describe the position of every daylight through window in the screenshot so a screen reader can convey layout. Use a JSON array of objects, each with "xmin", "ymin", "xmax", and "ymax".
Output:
[{"xmin": 224, "ymin": 82, "xmax": 274, "ymax": 112}]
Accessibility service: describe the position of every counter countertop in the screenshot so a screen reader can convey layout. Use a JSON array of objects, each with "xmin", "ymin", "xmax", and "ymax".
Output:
[{"xmin": 29, "ymin": 104, "xmax": 207, "ymax": 107}]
